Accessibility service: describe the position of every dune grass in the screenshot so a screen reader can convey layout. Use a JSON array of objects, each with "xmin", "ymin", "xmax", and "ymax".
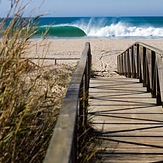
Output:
[{"xmin": 0, "ymin": 1, "xmax": 74, "ymax": 162}]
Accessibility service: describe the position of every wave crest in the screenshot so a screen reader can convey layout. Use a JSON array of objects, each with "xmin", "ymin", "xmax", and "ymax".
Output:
[
  {"xmin": 72, "ymin": 19, "xmax": 163, "ymax": 37},
  {"xmin": 89, "ymin": 23, "xmax": 163, "ymax": 37},
  {"xmin": 36, "ymin": 25, "xmax": 86, "ymax": 37},
  {"xmin": 35, "ymin": 17, "xmax": 163, "ymax": 38}
]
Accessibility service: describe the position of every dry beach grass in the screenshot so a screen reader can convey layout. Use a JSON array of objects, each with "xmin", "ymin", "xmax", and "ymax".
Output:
[{"xmin": 0, "ymin": 2, "xmax": 74, "ymax": 162}]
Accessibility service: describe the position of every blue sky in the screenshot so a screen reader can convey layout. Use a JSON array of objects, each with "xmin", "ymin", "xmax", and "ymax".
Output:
[{"xmin": 0, "ymin": 0, "xmax": 163, "ymax": 17}]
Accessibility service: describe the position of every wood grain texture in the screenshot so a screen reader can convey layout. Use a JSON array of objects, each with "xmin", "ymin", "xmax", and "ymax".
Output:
[{"xmin": 89, "ymin": 76, "xmax": 163, "ymax": 163}]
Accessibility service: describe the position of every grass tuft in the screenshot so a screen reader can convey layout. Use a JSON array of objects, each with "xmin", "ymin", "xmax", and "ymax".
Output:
[{"xmin": 0, "ymin": 1, "xmax": 74, "ymax": 162}]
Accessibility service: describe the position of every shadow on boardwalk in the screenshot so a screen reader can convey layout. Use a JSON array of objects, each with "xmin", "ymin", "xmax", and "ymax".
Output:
[{"xmin": 89, "ymin": 76, "xmax": 163, "ymax": 163}]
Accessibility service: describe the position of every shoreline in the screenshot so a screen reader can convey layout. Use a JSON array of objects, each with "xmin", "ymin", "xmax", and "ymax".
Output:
[{"xmin": 30, "ymin": 36, "xmax": 163, "ymax": 41}]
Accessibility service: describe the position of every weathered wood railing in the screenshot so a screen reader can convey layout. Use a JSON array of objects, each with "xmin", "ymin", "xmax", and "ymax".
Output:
[
  {"xmin": 43, "ymin": 42, "xmax": 91, "ymax": 163},
  {"xmin": 117, "ymin": 42, "xmax": 163, "ymax": 106},
  {"xmin": 21, "ymin": 57, "xmax": 80, "ymax": 65}
]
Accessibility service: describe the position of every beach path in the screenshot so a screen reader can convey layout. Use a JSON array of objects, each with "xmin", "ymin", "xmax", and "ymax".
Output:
[{"xmin": 89, "ymin": 75, "xmax": 163, "ymax": 163}]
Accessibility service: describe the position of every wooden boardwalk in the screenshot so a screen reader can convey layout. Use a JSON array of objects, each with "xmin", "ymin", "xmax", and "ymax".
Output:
[
  {"xmin": 44, "ymin": 42, "xmax": 163, "ymax": 163},
  {"xmin": 89, "ymin": 75, "xmax": 163, "ymax": 163}
]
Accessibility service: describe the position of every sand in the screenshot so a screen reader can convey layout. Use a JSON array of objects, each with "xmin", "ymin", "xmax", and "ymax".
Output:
[{"xmin": 27, "ymin": 38, "xmax": 163, "ymax": 76}]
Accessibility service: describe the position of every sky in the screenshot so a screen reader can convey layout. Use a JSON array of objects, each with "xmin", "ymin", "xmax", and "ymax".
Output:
[{"xmin": 0, "ymin": 0, "xmax": 163, "ymax": 17}]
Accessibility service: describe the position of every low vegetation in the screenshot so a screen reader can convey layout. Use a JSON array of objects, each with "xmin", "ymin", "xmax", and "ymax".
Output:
[{"xmin": 0, "ymin": 1, "xmax": 74, "ymax": 162}]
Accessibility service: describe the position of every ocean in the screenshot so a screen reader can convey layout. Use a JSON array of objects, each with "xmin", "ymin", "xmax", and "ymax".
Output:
[{"xmin": 14, "ymin": 17, "xmax": 163, "ymax": 38}]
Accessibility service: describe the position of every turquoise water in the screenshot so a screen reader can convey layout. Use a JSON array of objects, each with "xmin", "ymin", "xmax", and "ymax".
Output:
[
  {"xmin": 35, "ymin": 25, "xmax": 86, "ymax": 37},
  {"xmin": 4, "ymin": 17, "xmax": 163, "ymax": 38}
]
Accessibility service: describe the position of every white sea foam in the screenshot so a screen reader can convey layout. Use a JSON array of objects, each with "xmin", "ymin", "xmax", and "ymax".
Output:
[
  {"xmin": 73, "ymin": 21, "xmax": 163, "ymax": 37},
  {"xmin": 41, "ymin": 18, "xmax": 163, "ymax": 38}
]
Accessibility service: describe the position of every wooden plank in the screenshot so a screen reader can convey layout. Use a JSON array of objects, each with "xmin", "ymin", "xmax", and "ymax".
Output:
[
  {"xmin": 113, "ymin": 42, "xmax": 163, "ymax": 162},
  {"xmin": 124, "ymin": 41, "xmax": 163, "ymax": 57},
  {"xmin": 89, "ymin": 76, "xmax": 163, "ymax": 163},
  {"xmin": 21, "ymin": 57, "xmax": 80, "ymax": 60},
  {"xmin": 138, "ymin": 42, "xmax": 163, "ymax": 57}
]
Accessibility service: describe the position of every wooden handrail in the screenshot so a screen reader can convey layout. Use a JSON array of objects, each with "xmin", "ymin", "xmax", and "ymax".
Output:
[
  {"xmin": 20, "ymin": 57, "xmax": 80, "ymax": 65},
  {"xmin": 43, "ymin": 42, "xmax": 91, "ymax": 163},
  {"xmin": 117, "ymin": 42, "xmax": 163, "ymax": 106}
]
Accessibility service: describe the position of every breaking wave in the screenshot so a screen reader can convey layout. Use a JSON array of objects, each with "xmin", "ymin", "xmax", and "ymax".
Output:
[
  {"xmin": 35, "ymin": 17, "xmax": 163, "ymax": 38},
  {"xmin": 72, "ymin": 18, "xmax": 163, "ymax": 37},
  {"xmin": 35, "ymin": 25, "xmax": 86, "ymax": 37}
]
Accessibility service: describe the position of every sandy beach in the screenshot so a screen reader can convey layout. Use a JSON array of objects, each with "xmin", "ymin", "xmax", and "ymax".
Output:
[{"xmin": 28, "ymin": 39, "xmax": 163, "ymax": 76}]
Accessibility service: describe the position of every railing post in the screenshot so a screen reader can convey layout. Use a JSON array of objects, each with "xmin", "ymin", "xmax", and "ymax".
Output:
[
  {"xmin": 117, "ymin": 55, "xmax": 120, "ymax": 73},
  {"xmin": 120, "ymin": 54, "xmax": 124, "ymax": 75},
  {"xmin": 143, "ymin": 47, "xmax": 147, "ymax": 87},
  {"xmin": 146, "ymin": 49, "xmax": 152, "ymax": 92},
  {"xmin": 129, "ymin": 48, "xmax": 132, "ymax": 77},
  {"xmin": 151, "ymin": 51, "xmax": 156, "ymax": 98},
  {"xmin": 123, "ymin": 52, "xmax": 126, "ymax": 76},
  {"xmin": 156, "ymin": 54, "xmax": 163, "ymax": 106},
  {"xmin": 145, "ymin": 49, "xmax": 151, "ymax": 92},
  {"xmin": 131, "ymin": 46, "xmax": 136, "ymax": 78},
  {"xmin": 156, "ymin": 69, "xmax": 162, "ymax": 105},
  {"xmin": 139, "ymin": 45, "xmax": 144, "ymax": 83},
  {"xmin": 127, "ymin": 49, "xmax": 131, "ymax": 78},
  {"xmin": 136, "ymin": 44, "xmax": 140, "ymax": 79}
]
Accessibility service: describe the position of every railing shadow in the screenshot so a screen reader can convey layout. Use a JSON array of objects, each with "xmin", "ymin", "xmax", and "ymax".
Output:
[{"xmin": 89, "ymin": 73, "xmax": 163, "ymax": 162}]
